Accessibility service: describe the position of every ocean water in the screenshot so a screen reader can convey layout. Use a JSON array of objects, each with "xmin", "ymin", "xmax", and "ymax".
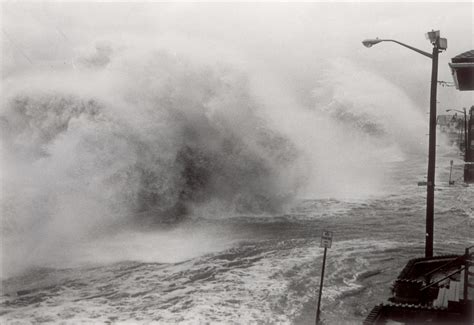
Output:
[{"xmin": 1, "ymin": 150, "xmax": 472, "ymax": 324}]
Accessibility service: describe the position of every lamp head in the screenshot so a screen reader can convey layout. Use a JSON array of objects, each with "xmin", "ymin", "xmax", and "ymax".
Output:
[
  {"xmin": 426, "ymin": 30, "xmax": 440, "ymax": 44},
  {"xmin": 362, "ymin": 38, "xmax": 382, "ymax": 48},
  {"xmin": 438, "ymin": 38, "xmax": 447, "ymax": 50}
]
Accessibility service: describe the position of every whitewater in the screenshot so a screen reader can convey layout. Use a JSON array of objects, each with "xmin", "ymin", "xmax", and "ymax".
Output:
[{"xmin": 1, "ymin": 151, "xmax": 472, "ymax": 323}]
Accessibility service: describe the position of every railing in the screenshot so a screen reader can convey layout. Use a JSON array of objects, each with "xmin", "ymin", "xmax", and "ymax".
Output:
[
  {"xmin": 463, "ymin": 246, "xmax": 474, "ymax": 301},
  {"xmin": 423, "ymin": 255, "xmax": 464, "ymax": 280},
  {"xmin": 420, "ymin": 266, "xmax": 465, "ymax": 291},
  {"xmin": 421, "ymin": 245, "xmax": 473, "ymax": 302}
]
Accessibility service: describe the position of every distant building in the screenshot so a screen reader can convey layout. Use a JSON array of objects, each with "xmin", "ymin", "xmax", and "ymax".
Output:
[
  {"xmin": 437, "ymin": 114, "xmax": 462, "ymax": 133},
  {"xmin": 437, "ymin": 114, "xmax": 464, "ymax": 148},
  {"xmin": 449, "ymin": 50, "xmax": 474, "ymax": 182}
]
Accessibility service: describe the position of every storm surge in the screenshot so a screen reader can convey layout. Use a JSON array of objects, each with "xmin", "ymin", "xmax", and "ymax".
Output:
[
  {"xmin": 1, "ymin": 48, "xmax": 311, "ymax": 276},
  {"xmin": 1, "ymin": 44, "xmax": 426, "ymax": 277},
  {"xmin": 3, "ymin": 53, "xmax": 303, "ymax": 218}
]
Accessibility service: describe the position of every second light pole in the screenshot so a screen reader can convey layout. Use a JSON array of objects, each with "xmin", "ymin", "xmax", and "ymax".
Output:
[{"xmin": 446, "ymin": 108, "xmax": 468, "ymax": 160}]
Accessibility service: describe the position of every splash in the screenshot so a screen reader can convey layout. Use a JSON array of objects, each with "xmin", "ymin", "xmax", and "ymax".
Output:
[
  {"xmin": 1, "ymin": 42, "xmax": 427, "ymax": 277},
  {"xmin": 1, "ymin": 47, "xmax": 309, "ymax": 276},
  {"xmin": 249, "ymin": 58, "xmax": 426, "ymax": 199}
]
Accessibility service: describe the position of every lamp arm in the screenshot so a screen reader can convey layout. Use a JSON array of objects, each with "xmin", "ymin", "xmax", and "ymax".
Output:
[
  {"xmin": 447, "ymin": 109, "xmax": 465, "ymax": 114},
  {"xmin": 382, "ymin": 39, "xmax": 433, "ymax": 59}
]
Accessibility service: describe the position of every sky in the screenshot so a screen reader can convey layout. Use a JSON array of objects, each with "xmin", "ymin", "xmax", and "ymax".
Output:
[{"xmin": 1, "ymin": 2, "xmax": 473, "ymax": 111}]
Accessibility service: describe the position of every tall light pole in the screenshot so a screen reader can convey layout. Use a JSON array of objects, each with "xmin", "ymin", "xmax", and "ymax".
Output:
[{"xmin": 362, "ymin": 31, "xmax": 447, "ymax": 258}]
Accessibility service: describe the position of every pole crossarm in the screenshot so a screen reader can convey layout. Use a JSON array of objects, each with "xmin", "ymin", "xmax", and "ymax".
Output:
[{"xmin": 379, "ymin": 39, "xmax": 433, "ymax": 59}]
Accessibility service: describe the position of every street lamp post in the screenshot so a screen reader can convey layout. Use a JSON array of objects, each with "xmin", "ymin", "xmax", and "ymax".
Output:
[{"xmin": 362, "ymin": 31, "xmax": 447, "ymax": 258}]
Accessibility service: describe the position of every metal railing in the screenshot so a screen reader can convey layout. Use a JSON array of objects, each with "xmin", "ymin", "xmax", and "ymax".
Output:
[
  {"xmin": 463, "ymin": 246, "xmax": 474, "ymax": 301},
  {"xmin": 421, "ymin": 245, "xmax": 473, "ymax": 302},
  {"xmin": 423, "ymin": 255, "xmax": 464, "ymax": 280},
  {"xmin": 420, "ymin": 266, "xmax": 465, "ymax": 291}
]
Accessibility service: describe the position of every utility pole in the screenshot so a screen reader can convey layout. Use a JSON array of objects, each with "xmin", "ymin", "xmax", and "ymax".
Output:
[{"xmin": 425, "ymin": 37, "xmax": 439, "ymax": 258}]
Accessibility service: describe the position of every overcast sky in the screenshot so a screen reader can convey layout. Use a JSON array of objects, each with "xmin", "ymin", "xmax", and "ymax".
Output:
[{"xmin": 2, "ymin": 2, "xmax": 473, "ymax": 111}]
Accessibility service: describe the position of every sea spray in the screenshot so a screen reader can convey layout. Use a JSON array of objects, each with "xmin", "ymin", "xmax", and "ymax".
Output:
[
  {"xmin": 1, "ymin": 48, "xmax": 307, "ymax": 276},
  {"xmin": 1, "ymin": 15, "xmax": 428, "ymax": 277},
  {"xmin": 247, "ymin": 58, "xmax": 426, "ymax": 199}
]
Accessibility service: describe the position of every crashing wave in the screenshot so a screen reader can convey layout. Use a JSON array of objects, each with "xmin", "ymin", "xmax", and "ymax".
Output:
[{"xmin": 1, "ymin": 50, "xmax": 305, "ymax": 233}]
